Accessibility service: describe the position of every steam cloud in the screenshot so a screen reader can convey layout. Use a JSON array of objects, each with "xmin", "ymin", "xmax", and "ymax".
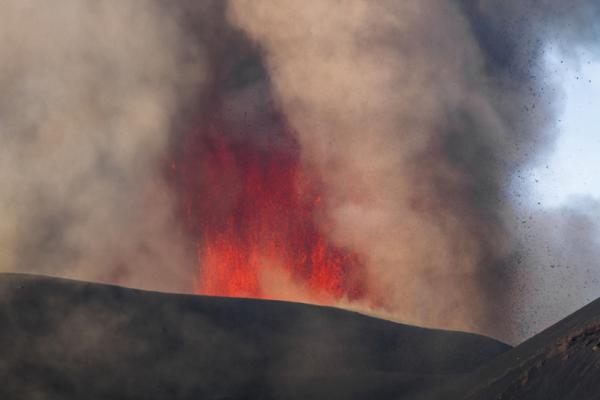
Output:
[{"xmin": 0, "ymin": 0, "xmax": 598, "ymax": 342}]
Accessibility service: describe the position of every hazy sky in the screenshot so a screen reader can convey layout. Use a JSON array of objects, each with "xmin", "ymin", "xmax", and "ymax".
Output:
[{"xmin": 529, "ymin": 47, "xmax": 600, "ymax": 207}]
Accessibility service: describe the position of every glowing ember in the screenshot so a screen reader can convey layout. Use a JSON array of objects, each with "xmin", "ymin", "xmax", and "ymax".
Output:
[{"xmin": 174, "ymin": 128, "xmax": 367, "ymax": 303}]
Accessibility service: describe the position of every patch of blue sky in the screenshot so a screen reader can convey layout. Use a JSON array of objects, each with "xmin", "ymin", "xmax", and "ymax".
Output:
[{"xmin": 527, "ymin": 46, "xmax": 600, "ymax": 208}]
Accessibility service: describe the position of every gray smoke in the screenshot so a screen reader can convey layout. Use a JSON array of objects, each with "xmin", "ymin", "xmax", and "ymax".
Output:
[
  {"xmin": 463, "ymin": 1, "xmax": 600, "ymax": 340},
  {"xmin": 0, "ymin": 0, "xmax": 205, "ymax": 292}
]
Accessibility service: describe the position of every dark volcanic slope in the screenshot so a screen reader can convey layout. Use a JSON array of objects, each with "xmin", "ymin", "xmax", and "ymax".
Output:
[
  {"xmin": 0, "ymin": 273, "xmax": 509, "ymax": 399},
  {"xmin": 421, "ymin": 297, "xmax": 600, "ymax": 400}
]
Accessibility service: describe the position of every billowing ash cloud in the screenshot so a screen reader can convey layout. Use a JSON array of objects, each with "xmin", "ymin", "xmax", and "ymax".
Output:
[
  {"xmin": 0, "ymin": 1, "xmax": 205, "ymax": 292},
  {"xmin": 225, "ymin": 0, "xmax": 511, "ymax": 338},
  {"xmin": 226, "ymin": 0, "xmax": 600, "ymax": 341},
  {"xmin": 0, "ymin": 0, "xmax": 598, "ymax": 343}
]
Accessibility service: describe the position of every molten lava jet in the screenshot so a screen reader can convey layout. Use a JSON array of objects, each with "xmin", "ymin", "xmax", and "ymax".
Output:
[{"xmin": 174, "ymin": 127, "xmax": 367, "ymax": 304}]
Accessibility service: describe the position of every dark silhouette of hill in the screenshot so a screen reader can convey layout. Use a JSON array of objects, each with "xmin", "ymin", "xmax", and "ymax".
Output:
[
  {"xmin": 420, "ymin": 297, "xmax": 600, "ymax": 400},
  {"xmin": 0, "ymin": 273, "xmax": 509, "ymax": 399}
]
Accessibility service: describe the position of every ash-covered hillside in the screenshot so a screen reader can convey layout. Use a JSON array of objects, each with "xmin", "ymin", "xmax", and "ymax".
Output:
[
  {"xmin": 4, "ymin": 272, "xmax": 600, "ymax": 399},
  {"xmin": 0, "ymin": 273, "xmax": 508, "ymax": 400},
  {"xmin": 421, "ymin": 292, "xmax": 600, "ymax": 400}
]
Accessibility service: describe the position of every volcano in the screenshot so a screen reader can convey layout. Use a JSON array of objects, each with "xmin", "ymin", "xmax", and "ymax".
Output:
[{"xmin": 3, "ymin": 273, "xmax": 600, "ymax": 399}]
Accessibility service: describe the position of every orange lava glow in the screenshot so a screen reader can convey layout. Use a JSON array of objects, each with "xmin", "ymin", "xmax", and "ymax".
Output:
[{"xmin": 175, "ymin": 129, "xmax": 367, "ymax": 302}]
